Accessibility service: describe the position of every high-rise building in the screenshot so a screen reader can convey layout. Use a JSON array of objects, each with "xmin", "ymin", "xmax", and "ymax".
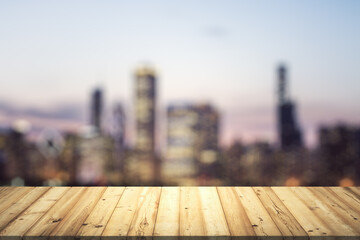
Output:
[
  {"xmin": 127, "ymin": 66, "xmax": 158, "ymax": 184},
  {"xmin": 0, "ymin": 128, "xmax": 9, "ymax": 184},
  {"xmin": 112, "ymin": 103, "xmax": 126, "ymax": 173},
  {"xmin": 165, "ymin": 103, "xmax": 220, "ymax": 184},
  {"xmin": 6, "ymin": 120, "xmax": 31, "ymax": 185},
  {"xmin": 195, "ymin": 104, "xmax": 220, "ymax": 178},
  {"xmin": 318, "ymin": 124, "xmax": 360, "ymax": 185},
  {"xmin": 76, "ymin": 134, "xmax": 114, "ymax": 185},
  {"xmin": 165, "ymin": 104, "xmax": 199, "ymax": 183},
  {"xmin": 277, "ymin": 64, "xmax": 302, "ymax": 150},
  {"xmin": 239, "ymin": 142, "xmax": 273, "ymax": 185},
  {"xmin": 90, "ymin": 88, "xmax": 103, "ymax": 133},
  {"xmin": 134, "ymin": 66, "xmax": 156, "ymax": 153}
]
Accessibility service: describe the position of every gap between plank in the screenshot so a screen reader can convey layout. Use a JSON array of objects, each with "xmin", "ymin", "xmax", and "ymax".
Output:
[
  {"xmin": 0, "ymin": 187, "xmax": 51, "ymax": 232},
  {"xmin": 215, "ymin": 187, "xmax": 232, "ymax": 236}
]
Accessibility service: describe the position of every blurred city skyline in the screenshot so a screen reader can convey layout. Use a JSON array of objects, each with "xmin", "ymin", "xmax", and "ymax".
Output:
[{"xmin": 1, "ymin": 0, "xmax": 360, "ymax": 148}]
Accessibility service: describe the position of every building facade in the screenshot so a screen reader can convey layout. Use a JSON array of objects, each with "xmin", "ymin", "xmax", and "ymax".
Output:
[
  {"xmin": 277, "ymin": 64, "xmax": 303, "ymax": 150},
  {"xmin": 90, "ymin": 88, "xmax": 103, "ymax": 133},
  {"xmin": 165, "ymin": 104, "xmax": 198, "ymax": 183},
  {"xmin": 128, "ymin": 66, "xmax": 159, "ymax": 184},
  {"xmin": 318, "ymin": 124, "xmax": 360, "ymax": 185},
  {"xmin": 134, "ymin": 66, "xmax": 156, "ymax": 153},
  {"xmin": 165, "ymin": 103, "xmax": 220, "ymax": 184}
]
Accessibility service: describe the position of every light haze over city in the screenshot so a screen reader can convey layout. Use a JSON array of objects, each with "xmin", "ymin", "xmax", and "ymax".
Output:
[{"xmin": 1, "ymin": 0, "xmax": 360, "ymax": 147}]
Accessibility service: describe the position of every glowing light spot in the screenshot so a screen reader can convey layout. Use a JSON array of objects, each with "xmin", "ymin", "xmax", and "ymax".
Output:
[
  {"xmin": 285, "ymin": 177, "xmax": 300, "ymax": 186},
  {"xmin": 339, "ymin": 178, "xmax": 354, "ymax": 187}
]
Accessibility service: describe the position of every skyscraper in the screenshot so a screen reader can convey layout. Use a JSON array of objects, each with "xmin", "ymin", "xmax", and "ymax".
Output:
[
  {"xmin": 90, "ymin": 88, "xmax": 103, "ymax": 133},
  {"xmin": 165, "ymin": 103, "xmax": 220, "ymax": 184},
  {"xmin": 195, "ymin": 104, "xmax": 220, "ymax": 180},
  {"xmin": 165, "ymin": 104, "xmax": 199, "ymax": 183},
  {"xmin": 128, "ymin": 65, "xmax": 158, "ymax": 184},
  {"xmin": 277, "ymin": 64, "xmax": 303, "ymax": 150},
  {"xmin": 134, "ymin": 66, "xmax": 156, "ymax": 153}
]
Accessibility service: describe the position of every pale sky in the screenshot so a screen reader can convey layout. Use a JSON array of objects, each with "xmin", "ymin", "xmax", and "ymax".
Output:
[{"xmin": 0, "ymin": 0, "xmax": 360, "ymax": 147}]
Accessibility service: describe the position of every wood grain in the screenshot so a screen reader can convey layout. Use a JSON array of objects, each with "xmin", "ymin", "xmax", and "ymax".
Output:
[
  {"xmin": 102, "ymin": 187, "xmax": 144, "ymax": 237},
  {"xmin": 24, "ymin": 187, "xmax": 86, "ymax": 238},
  {"xmin": 217, "ymin": 187, "xmax": 256, "ymax": 237},
  {"xmin": 77, "ymin": 187, "xmax": 125, "ymax": 238},
  {"xmin": 349, "ymin": 187, "xmax": 360, "ymax": 196},
  {"xmin": 127, "ymin": 187, "xmax": 161, "ymax": 240},
  {"xmin": 0, "ymin": 187, "xmax": 69, "ymax": 238},
  {"xmin": 0, "ymin": 186, "xmax": 358, "ymax": 239},
  {"xmin": 180, "ymin": 187, "xmax": 230, "ymax": 240},
  {"xmin": 253, "ymin": 187, "xmax": 308, "ymax": 238},
  {"xmin": 291, "ymin": 187, "xmax": 358, "ymax": 236},
  {"xmin": 272, "ymin": 187, "xmax": 335, "ymax": 237},
  {"xmin": 153, "ymin": 187, "xmax": 180, "ymax": 239},
  {"xmin": 0, "ymin": 187, "xmax": 11, "ymax": 196},
  {"xmin": 329, "ymin": 187, "xmax": 360, "ymax": 215},
  {"xmin": 49, "ymin": 187, "xmax": 106, "ymax": 237},
  {"xmin": 0, "ymin": 187, "xmax": 49, "ymax": 231},
  {"xmin": 0, "ymin": 187, "xmax": 34, "ymax": 214},
  {"xmin": 308, "ymin": 187, "xmax": 360, "ymax": 234},
  {"xmin": 179, "ymin": 187, "xmax": 205, "ymax": 238},
  {"xmin": 235, "ymin": 187, "xmax": 282, "ymax": 239}
]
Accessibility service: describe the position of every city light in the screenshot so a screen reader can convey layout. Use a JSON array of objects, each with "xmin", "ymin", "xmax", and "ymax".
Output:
[{"xmin": 0, "ymin": 1, "xmax": 359, "ymax": 186}]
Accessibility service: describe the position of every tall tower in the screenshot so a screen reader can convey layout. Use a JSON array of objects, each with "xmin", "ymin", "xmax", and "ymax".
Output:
[
  {"xmin": 134, "ymin": 66, "xmax": 156, "ymax": 153},
  {"xmin": 277, "ymin": 64, "xmax": 302, "ymax": 150},
  {"xmin": 278, "ymin": 65, "xmax": 288, "ymax": 104},
  {"xmin": 127, "ymin": 66, "xmax": 158, "ymax": 184},
  {"xmin": 90, "ymin": 87, "xmax": 103, "ymax": 133}
]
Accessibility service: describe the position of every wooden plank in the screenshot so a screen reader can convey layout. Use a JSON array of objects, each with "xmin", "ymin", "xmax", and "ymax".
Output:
[
  {"xmin": 0, "ymin": 187, "xmax": 10, "ymax": 195},
  {"xmin": 76, "ymin": 187, "xmax": 125, "ymax": 237},
  {"xmin": 329, "ymin": 187, "xmax": 360, "ymax": 215},
  {"xmin": 272, "ymin": 187, "xmax": 343, "ymax": 237},
  {"xmin": 253, "ymin": 187, "xmax": 308, "ymax": 237},
  {"xmin": 307, "ymin": 187, "xmax": 360, "ymax": 234},
  {"xmin": 127, "ymin": 187, "xmax": 162, "ymax": 239},
  {"xmin": 102, "ymin": 187, "xmax": 144, "ymax": 237},
  {"xmin": 198, "ymin": 187, "xmax": 230, "ymax": 239},
  {"xmin": 24, "ymin": 187, "xmax": 86, "ymax": 238},
  {"xmin": 180, "ymin": 187, "xmax": 230, "ymax": 239},
  {"xmin": 153, "ymin": 187, "xmax": 180, "ymax": 239},
  {"xmin": 0, "ymin": 187, "xmax": 69, "ymax": 238},
  {"xmin": 234, "ymin": 187, "xmax": 282, "ymax": 239},
  {"xmin": 0, "ymin": 187, "xmax": 49, "ymax": 231},
  {"xmin": 0, "ymin": 187, "xmax": 17, "ymax": 202},
  {"xmin": 217, "ymin": 187, "xmax": 256, "ymax": 237},
  {"xmin": 349, "ymin": 187, "xmax": 360, "ymax": 197},
  {"xmin": 272, "ymin": 187, "xmax": 333, "ymax": 237},
  {"xmin": 49, "ymin": 187, "xmax": 106, "ymax": 237},
  {"xmin": 179, "ymin": 187, "xmax": 204, "ymax": 237},
  {"xmin": 290, "ymin": 187, "xmax": 359, "ymax": 236},
  {"xmin": 0, "ymin": 186, "xmax": 359, "ymax": 239},
  {"xmin": 0, "ymin": 187, "xmax": 34, "ymax": 214}
]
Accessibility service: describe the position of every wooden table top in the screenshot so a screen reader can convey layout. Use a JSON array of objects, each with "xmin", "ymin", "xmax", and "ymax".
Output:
[{"xmin": 0, "ymin": 187, "xmax": 359, "ymax": 239}]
